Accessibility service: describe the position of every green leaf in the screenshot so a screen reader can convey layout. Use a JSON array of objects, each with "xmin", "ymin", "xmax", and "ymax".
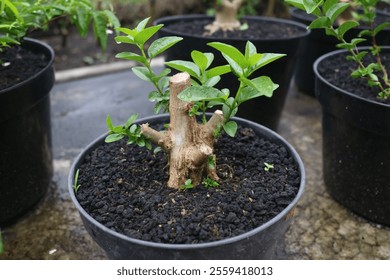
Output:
[
  {"xmin": 165, "ymin": 60, "xmax": 200, "ymax": 79},
  {"xmin": 132, "ymin": 66, "xmax": 153, "ymax": 82},
  {"xmin": 136, "ymin": 17, "xmax": 150, "ymax": 31},
  {"xmin": 129, "ymin": 124, "xmax": 138, "ymax": 134},
  {"xmin": 136, "ymin": 138, "xmax": 146, "ymax": 147},
  {"xmin": 238, "ymin": 76, "xmax": 278, "ymax": 103},
  {"xmin": 374, "ymin": 22, "xmax": 390, "ymax": 36},
  {"xmin": 223, "ymin": 121, "xmax": 238, "ymax": 137},
  {"xmin": 248, "ymin": 53, "xmax": 263, "ymax": 67},
  {"xmin": 115, "ymin": 36, "xmax": 135, "ymax": 45},
  {"xmin": 92, "ymin": 11, "xmax": 108, "ymax": 51},
  {"xmin": 222, "ymin": 97, "xmax": 237, "ymax": 118},
  {"xmin": 178, "ymin": 86, "xmax": 228, "ymax": 102},
  {"xmin": 106, "ymin": 115, "xmax": 114, "ymax": 131},
  {"xmin": 351, "ymin": 69, "xmax": 362, "ymax": 78},
  {"xmin": 336, "ymin": 42, "xmax": 353, "ymax": 50},
  {"xmin": 115, "ymin": 52, "xmax": 147, "ymax": 64},
  {"xmin": 3, "ymin": 0, "xmax": 21, "ymax": 20},
  {"xmin": 135, "ymin": 25, "xmax": 163, "ymax": 45},
  {"xmin": 205, "ymin": 76, "xmax": 221, "ymax": 87},
  {"xmin": 302, "ymin": 0, "xmax": 322, "ymax": 15},
  {"xmin": 158, "ymin": 76, "xmax": 170, "ymax": 90},
  {"xmin": 116, "ymin": 27, "xmax": 137, "ymax": 37},
  {"xmin": 222, "ymin": 53, "xmax": 243, "ymax": 77},
  {"xmin": 148, "ymin": 36, "xmax": 183, "ymax": 58},
  {"xmin": 125, "ymin": 114, "xmax": 138, "ymax": 129},
  {"xmin": 156, "ymin": 68, "xmax": 171, "ymax": 79},
  {"xmin": 206, "ymin": 65, "xmax": 231, "ymax": 78},
  {"xmin": 308, "ymin": 16, "xmax": 331, "ymax": 29},
  {"xmin": 105, "ymin": 133, "xmax": 124, "ymax": 143},
  {"xmin": 148, "ymin": 91, "xmax": 161, "ymax": 101},
  {"xmin": 75, "ymin": 6, "xmax": 91, "ymax": 37},
  {"xmin": 323, "ymin": 0, "xmax": 338, "ymax": 14},
  {"xmin": 103, "ymin": 10, "xmax": 120, "ymax": 31},
  {"xmin": 203, "ymin": 53, "xmax": 214, "ymax": 69},
  {"xmin": 191, "ymin": 50, "xmax": 209, "ymax": 71},
  {"xmin": 0, "ymin": 36, "xmax": 19, "ymax": 46},
  {"xmin": 337, "ymin": 21, "xmax": 359, "ymax": 37},
  {"xmin": 359, "ymin": 30, "xmax": 372, "ymax": 37},
  {"xmin": 208, "ymin": 42, "xmax": 247, "ymax": 69},
  {"xmin": 285, "ymin": 0, "xmax": 305, "ymax": 10},
  {"xmin": 245, "ymin": 41, "xmax": 257, "ymax": 59},
  {"xmin": 325, "ymin": 27, "xmax": 338, "ymax": 37},
  {"xmin": 350, "ymin": 38, "xmax": 366, "ymax": 47},
  {"xmin": 325, "ymin": 2, "xmax": 350, "ymax": 23},
  {"xmin": 248, "ymin": 53, "xmax": 285, "ymax": 76},
  {"xmin": 348, "ymin": 51, "xmax": 368, "ymax": 62}
]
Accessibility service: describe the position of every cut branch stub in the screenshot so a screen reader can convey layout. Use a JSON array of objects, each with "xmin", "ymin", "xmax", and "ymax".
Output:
[{"xmin": 141, "ymin": 72, "xmax": 225, "ymax": 189}]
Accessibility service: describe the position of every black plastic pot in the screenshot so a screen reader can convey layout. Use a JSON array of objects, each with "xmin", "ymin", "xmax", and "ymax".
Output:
[
  {"xmin": 0, "ymin": 38, "xmax": 55, "ymax": 225},
  {"xmin": 314, "ymin": 47, "xmax": 390, "ymax": 226},
  {"xmin": 290, "ymin": 8, "xmax": 390, "ymax": 96},
  {"xmin": 68, "ymin": 115, "xmax": 305, "ymax": 259},
  {"xmin": 155, "ymin": 15, "xmax": 309, "ymax": 130}
]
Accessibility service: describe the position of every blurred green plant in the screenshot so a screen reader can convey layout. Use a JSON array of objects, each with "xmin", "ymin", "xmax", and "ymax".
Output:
[
  {"xmin": 0, "ymin": 0, "xmax": 120, "ymax": 52},
  {"xmin": 0, "ymin": 229, "xmax": 3, "ymax": 255},
  {"xmin": 286, "ymin": 0, "xmax": 390, "ymax": 99}
]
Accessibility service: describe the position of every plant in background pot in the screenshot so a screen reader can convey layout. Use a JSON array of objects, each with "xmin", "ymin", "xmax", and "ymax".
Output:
[
  {"xmin": 154, "ymin": 0, "xmax": 309, "ymax": 130},
  {"xmin": 287, "ymin": 0, "xmax": 390, "ymax": 226},
  {"xmin": 0, "ymin": 229, "xmax": 3, "ymax": 255},
  {"xmin": 0, "ymin": 0, "xmax": 120, "ymax": 226},
  {"xmin": 289, "ymin": 0, "xmax": 390, "ymax": 95},
  {"xmin": 68, "ymin": 17, "xmax": 305, "ymax": 259}
]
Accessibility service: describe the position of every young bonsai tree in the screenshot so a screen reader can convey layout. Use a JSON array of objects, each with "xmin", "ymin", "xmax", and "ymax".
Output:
[
  {"xmin": 205, "ymin": 0, "xmax": 244, "ymax": 34},
  {"xmin": 0, "ymin": 0, "xmax": 120, "ymax": 52},
  {"xmin": 285, "ymin": 0, "xmax": 390, "ymax": 99},
  {"xmin": 106, "ymin": 17, "xmax": 285, "ymax": 189}
]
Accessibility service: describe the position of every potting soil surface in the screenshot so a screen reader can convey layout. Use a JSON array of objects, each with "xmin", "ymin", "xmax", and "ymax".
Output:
[{"xmin": 77, "ymin": 125, "xmax": 300, "ymax": 244}]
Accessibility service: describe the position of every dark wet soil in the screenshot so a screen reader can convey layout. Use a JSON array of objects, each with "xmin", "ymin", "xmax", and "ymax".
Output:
[{"xmin": 76, "ymin": 125, "xmax": 301, "ymax": 244}]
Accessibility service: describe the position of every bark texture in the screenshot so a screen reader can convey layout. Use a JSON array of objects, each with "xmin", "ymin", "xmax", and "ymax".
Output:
[
  {"xmin": 141, "ymin": 72, "xmax": 224, "ymax": 189},
  {"xmin": 204, "ymin": 0, "xmax": 243, "ymax": 35}
]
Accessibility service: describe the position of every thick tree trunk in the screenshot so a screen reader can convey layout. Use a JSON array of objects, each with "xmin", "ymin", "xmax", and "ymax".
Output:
[
  {"xmin": 141, "ymin": 72, "xmax": 224, "ymax": 189},
  {"xmin": 204, "ymin": 0, "xmax": 243, "ymax": 35}
]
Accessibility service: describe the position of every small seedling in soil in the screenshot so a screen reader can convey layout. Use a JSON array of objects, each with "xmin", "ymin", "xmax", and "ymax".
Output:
[
  {"xmin": 180, "ymin": 179, "xmax": 194, "ymax": 190},
  {"xmin": 264, "ymin": 162, "xmax": 274, "ymax": 172},
  {"xmin": 73, "ymin": 169, "xmax": 81, "ymax": 193},
  {"xmin": 202, "ymin": 177, "xmax": 220, "ymax": 188}
]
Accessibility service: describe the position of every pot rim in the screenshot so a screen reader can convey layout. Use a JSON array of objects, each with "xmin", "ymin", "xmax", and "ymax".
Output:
[
  {"xmin": 68, "ymin": 114, "xmax": 305, "ymax": 250},
  {"xmin": 154, "ymin": 14, "xmax": 310, "ymax": 42},
  {"xmin": 313, "ymin": 46, "xmax": 390, "ymax": 108},
  {"xmin": 0, "ymin": 37, "xmax": 55, "ymax": 94}
]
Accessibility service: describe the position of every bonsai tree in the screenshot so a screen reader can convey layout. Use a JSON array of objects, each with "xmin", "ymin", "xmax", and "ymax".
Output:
[
  {"xmin": 0, "ymin": 0, "xmax": 120, "ymax": 52},
  {"xmin": 285, "ymin": 0, "xmax": 390, "ymax": 99},
  {"xmin": 105, "ymin": 17, "xmax": 285, "ymax": 189},
  {"xmin": 205, "ymin": 0, "xmax": 244, "ymax": 34}
]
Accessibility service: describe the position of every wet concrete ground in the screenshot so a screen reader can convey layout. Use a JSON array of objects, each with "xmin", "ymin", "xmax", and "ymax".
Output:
[{"xmin": 1, "ymin": 63, "xmax": 389, "ymax": 259}]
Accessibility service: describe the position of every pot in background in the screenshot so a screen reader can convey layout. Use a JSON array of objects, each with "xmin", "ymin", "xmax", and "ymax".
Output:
[
  {"xmin": 0, "ymin": 38, "xmax": 55, "ymax": 226},
  {"xmin": 314, "ymin": 47, "xmax": 390, "ymax": 226},
  {"xmin": 290, "ymin": 8, "xmax": 390, "ymax": 96},
  {"xmin": 155, "ymin": 15, "xmax": 309, "ymax": 130}
]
